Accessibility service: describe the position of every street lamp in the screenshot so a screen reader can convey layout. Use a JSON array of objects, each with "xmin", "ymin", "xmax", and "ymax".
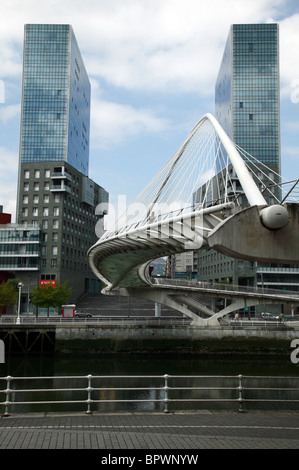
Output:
[{"xmin": 16, "ymin": 282, "xmax": 24, "ymax": 324}]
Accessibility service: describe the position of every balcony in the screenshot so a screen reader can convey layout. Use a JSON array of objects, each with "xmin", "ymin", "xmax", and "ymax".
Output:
[
  {"xmin": 51, "ymin": 170, "xmax": 72, "ymax": 181},
  {"xmin": 51, "ymin": 183, "xmax": 72, "ymax": 193}
]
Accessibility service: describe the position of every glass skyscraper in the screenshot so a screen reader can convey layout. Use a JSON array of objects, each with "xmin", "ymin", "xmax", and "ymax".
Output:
[
  {"xmin": 19, "ymin": 24, "xmax": 90, "ymax": 176},
  {"xmin": 196, "ymin": 23, "xmax": 299, "ymax": 316},
  {"xmin": 215, "ymin": 23, "xmax": 280, "ymax": 174},
  {"xmin": 13, "ymin": 24, "xmax": 108, "ymax": 309}
]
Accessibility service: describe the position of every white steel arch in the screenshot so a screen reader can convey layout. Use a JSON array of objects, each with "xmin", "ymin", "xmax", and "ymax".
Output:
[{"xmin": 88, "ymin": 113, "xmax": 289, "ymax": 298}]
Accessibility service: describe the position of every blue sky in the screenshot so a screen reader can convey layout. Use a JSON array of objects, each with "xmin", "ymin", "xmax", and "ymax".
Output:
[{"xmin": 0, "ymin": 0, "xmax": 298, "ymax": 226}]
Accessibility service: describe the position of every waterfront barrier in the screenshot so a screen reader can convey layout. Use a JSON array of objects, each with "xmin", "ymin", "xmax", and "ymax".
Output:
[
  {"xmin": 0, "ymin": 315, "xmax": 297, "ymax": 327},
  {"xmin": 0, "ymin": 316, "xmax": 191, "ymax": 326},
  {"xmin": 1, "ymin": 374, "xmax": 299, "ymax": 416}
]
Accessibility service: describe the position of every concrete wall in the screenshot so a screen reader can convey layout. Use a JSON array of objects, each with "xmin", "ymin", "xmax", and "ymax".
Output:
[{"xmin": 55, "ymin": 324, "xmax": 299, "ymax": 356}]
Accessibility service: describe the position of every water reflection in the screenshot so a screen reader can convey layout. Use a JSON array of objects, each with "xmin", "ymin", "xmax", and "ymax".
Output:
[{"xmin": 1, "ymin": 354, "xmax": 299, "ymax": 413}]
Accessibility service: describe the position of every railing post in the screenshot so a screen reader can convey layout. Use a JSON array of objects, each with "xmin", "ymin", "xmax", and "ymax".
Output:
[
  {"xmin": 238, "ymin": 374, "xmax": 244, "ymax": 412},
  {"xmin": 86, "ymin": 374, "xmax": 93, "ymax": 414},
  {"xmin": 3, "ymin": 375, "xmax": 12, "ymax": 417},
  {"xmin": 164, "ymin": 374, "xmax": 170, "ymax": 413}
]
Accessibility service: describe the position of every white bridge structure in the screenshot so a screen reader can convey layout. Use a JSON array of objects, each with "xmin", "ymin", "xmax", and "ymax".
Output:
[{"xmin": 88, "ymin": 114, "xmax": 299, "ymax": 326}]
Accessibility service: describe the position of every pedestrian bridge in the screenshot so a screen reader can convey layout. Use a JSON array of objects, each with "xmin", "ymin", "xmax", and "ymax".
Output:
[{"xmin": 88, "ymin": 113, "xmax": 299, "ymax": 325}]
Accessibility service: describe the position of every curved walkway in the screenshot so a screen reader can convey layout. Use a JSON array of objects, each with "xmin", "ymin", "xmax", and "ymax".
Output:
[{"xmin": 1, "ymin": 410, "xmax": 299, "ymax": 450}]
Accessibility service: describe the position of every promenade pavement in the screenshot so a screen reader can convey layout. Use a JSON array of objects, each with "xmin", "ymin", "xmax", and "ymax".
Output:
[{"xmin": 0, "ymin": 410, "xmax": 299, "ymax": 450}]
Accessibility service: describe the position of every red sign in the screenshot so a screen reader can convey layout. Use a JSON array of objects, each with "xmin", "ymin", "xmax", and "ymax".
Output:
[{"xmin": 39, "ymin": 280, "xmax": 56, "ymax": 287}]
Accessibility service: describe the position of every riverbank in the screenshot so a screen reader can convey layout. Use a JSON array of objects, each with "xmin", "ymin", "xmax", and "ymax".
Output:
[{"xmin": 55, "ymin": 323, "xmax": 299, "ymax": 356}]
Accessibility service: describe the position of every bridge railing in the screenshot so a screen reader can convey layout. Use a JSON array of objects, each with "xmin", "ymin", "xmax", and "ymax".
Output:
[
  {"xmin": 1, "ymin": 374, "xmax": 299, "ymax": 416},
  {"xmin": 102, "ymin": 205, "xmax": 193, "ymax": 240},
  {"xmin": 150, "ymin": 277, "xmax": 299, "ymax": 300}
]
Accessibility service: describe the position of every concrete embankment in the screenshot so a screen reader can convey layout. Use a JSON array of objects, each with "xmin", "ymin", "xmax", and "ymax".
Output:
[{"xmin": 55, "ymin": 323, "xmax": 299, "ymax": 356}]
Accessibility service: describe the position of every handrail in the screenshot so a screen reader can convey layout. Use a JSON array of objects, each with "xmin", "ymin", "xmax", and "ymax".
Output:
[
  {"xmin": 150, "ymin": 278, "xmax": 299, "ymax": 300},
  {"xmin": 1, "ymin": 374, "xmax": 299, "ymax": 416},
  {"xmin": 0, "ymin": 315, "xmax": 298, "ymax": 326},
  {"xmin": 0, "ymin": 316, "xmax": 191, "ymax": 326}
]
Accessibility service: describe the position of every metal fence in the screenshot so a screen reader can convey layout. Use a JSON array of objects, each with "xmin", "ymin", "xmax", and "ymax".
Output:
[
  {"xmin": 0, "ymin": 315, "xmax": 297, "ymax": 327},
  {"xmin": 1, "ymin": 374, "xmax": 299, "ymax": 416},
  {"xmin": 0, "ymin": 316, "xmax": 191, "ymax": 326},
  {"xmin": 151, "ymin": 277, "xmax": 299, "ymax": 301}
]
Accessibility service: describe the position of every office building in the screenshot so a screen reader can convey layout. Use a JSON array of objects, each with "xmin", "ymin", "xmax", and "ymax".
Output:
[
  {"xmin": 14, "ymin": 24, "xmax": 108, "ymax": 310},
  {"xmin": 197, "ymin": 23, "xmax": 298, "ymax": 315},
  {"xmin": 18, "ymin": 24, "xmax": 90, "ymax": 176}
]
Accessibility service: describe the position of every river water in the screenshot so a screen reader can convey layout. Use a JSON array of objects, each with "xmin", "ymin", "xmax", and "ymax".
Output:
[{"xmin": 1, "ymin": 352, "xmax": 299, "ymax": 413}]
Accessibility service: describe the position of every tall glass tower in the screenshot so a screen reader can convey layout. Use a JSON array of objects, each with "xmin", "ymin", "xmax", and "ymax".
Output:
[
  {"xmin": 197, "ymin": 23, "xmax": 299, "ymax": 316},
  {"xmin": 14, "ymin": 25, "xmax": 108, "ymax": 307},
  {"xmin": 19, "ymin": 24, "xmax": 90, "ymax": 176},
  {"xmin": 215, "ymin": 23, "xmax": 280, "ymax": 175}
]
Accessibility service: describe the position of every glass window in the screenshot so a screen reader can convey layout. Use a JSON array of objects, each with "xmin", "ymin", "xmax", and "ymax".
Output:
[
  {"xmin": 24, "ymin": 170, "xmax": 30, "ymax": 179},
  {"xmin": 34, "ymin": 170, "xmax": 40, "ymax": 178}
]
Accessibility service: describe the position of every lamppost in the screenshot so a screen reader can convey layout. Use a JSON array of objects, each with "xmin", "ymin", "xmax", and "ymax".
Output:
[{"xmin": 16, "ymin": 282, "xmax": 24, "ymax": 324}]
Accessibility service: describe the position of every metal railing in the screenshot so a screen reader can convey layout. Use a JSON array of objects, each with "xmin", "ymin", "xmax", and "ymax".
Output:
[
  {"xmin": 150, "ymin": 278, "xmax": 299, "ymax": 301},
  {"xmin": 1, "ymin": 374, "xmax": 299, "ymax": 416},
  {"xmin": 0, "ymin": 315, "xmax": 297, "ymax": 327},
  {"xmin": 0, "ymin": 316, "xmax": 191, "ymax": 326}
]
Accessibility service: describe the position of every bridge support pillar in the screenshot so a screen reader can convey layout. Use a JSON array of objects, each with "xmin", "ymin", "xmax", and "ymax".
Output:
[{"xmin": 112, "ymin": 287, "xmax": 208, "ymax": 326}]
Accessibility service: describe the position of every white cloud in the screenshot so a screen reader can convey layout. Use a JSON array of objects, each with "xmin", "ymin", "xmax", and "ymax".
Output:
[
  {"xmin": 0, "ymin": 103, "xmax": 20, "ymax": 123},
  {"xmin": 82, "ymin": 0, "xmax": 287, "ymax": 94},
  {"xmin": 279, "ymin": 13, "xmax": 299, "ymax": 99},
  {"xmin": 0, "ymin": 0, "xmax": 295, "ymax": 95},
  {"xmin": 283, "ymin": 146, "xmax": 299, "ymax": 156},
  {"xmin": 90, "ymin": 82, "xmax": 170, "ymax": 148}
]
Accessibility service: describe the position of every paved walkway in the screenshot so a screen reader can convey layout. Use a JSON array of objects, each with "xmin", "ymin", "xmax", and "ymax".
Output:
[{"xmin": 0, "ymin": 410, "xmax": 299, "ymax": 450}]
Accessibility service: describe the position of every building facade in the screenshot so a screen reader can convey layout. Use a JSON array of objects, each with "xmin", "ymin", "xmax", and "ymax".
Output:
[
  {"xmin": 13, "ymin": 24, "xmax": 108, "ymax": 311},
  {"xmin": 197, "ymin": 23, "xmax": 298, "ymax": 315},
  {"xmin": 215, "ymin": 23, "xmax": 280, "ymax": 172},
  {"xmin": 18, "ymin": 24, "xmax": 90, "ymax": 177}
]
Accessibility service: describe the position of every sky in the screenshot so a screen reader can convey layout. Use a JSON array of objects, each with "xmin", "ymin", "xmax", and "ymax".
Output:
[{"xmin": 0, "ymin": 0, "xmax": 298, "ymax": 226}]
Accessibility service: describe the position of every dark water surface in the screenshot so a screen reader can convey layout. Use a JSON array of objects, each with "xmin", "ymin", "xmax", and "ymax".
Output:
[
  {"xmin": 1, "ymin": 353, "xmax": 299, "ymax": 413},
  {"xmin": 1, "ymin": 352, "xmax": 299, "ymax": 377}
]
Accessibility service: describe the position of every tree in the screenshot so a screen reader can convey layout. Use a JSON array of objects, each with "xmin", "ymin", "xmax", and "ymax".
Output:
[
  {"xmin": 31, "ymin": 281, "xmax": 72, "ymax": 317},
  {"xmin": 0, "ymin": 281, "xmax": 18, "ymax": 314}
]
